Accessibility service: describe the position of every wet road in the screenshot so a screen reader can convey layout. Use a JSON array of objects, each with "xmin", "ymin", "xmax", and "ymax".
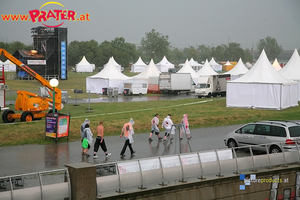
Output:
[{"xmin": 0, "ymin": 124, "xmax": 242, "ymax": 177}]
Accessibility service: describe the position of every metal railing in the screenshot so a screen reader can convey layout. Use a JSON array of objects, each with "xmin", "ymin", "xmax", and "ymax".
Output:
[{"xmin": 0, "ymin": 143, "xmax": 300, "ymax": 199}]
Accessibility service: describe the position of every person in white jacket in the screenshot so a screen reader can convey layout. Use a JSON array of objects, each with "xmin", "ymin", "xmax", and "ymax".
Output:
[{"xmin": 162, "ymin": 114, "xmax": 174, "ymax": 142}]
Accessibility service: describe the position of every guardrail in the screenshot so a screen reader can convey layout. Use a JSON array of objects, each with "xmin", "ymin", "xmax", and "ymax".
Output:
[{"xmin": 1, "ymin": 143, "xmax": 299, "ymax": 199}]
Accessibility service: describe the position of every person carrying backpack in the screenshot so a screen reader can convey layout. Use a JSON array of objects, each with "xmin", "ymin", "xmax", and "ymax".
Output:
[{"xmin": 120, "ymin": 118, "xmax": 135, "ymax": 158}]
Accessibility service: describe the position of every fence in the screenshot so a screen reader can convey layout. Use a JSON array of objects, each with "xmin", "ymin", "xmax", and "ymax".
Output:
[{"xmin": 0, "ymin": 143, "xmax": 300, "ymax": 200}]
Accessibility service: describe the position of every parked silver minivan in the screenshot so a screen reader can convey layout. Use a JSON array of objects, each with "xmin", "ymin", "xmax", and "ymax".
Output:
[{"xmin": 224, "ymin": 121, "xmax": 300, "ymax": 153}]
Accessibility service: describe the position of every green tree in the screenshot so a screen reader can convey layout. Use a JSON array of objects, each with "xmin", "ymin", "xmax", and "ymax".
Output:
[
  {"xmin": 224, "ymin": 42, "xmax": 244, "ymax": 61},
  {"xmin": 257, "ymin": 36, "xmax": 283, "ymax": 61},
  {"xmin": 183, "ymin": 46, "xmax": 200, "ymax": 62},
  {"xmin": 140, "ymin": 29, "xmax": 170, "ymax": 63},
  {"xmin": 197, "ymin": 45, "xmax": 211, "ymax": 62},
  {"xmin": 169, "ymin": 47, "xmax": 184, "ymax": 65}
]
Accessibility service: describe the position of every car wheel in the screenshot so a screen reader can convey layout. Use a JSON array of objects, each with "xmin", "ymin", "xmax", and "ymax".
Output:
[
  {"xmin": 270, "ymin": 146, "xmax": 281, "ymax": 154},
  {"xmin": 228, "ymin": 139, "xmax": 237, "ymax": 148}
]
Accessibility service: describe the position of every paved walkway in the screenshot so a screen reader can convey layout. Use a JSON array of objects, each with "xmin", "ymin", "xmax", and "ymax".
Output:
[{"xmin": 0, "ymin": 125, "xmax": 240, "ymax": 177}]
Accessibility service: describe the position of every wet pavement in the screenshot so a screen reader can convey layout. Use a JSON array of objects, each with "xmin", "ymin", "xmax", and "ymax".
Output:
[{"xmin": 0, "ymin": 124, "xmax": 241, "ymax": 177}]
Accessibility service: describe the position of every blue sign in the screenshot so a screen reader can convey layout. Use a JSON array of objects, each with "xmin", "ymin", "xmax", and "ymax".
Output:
[{"xmin": 61, "ymin": 41, "xmax": 66, "ymax": 79}]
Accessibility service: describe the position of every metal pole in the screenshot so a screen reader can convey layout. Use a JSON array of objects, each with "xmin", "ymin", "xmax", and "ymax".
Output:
[{"xmin": 52, "ymin": 87, "xmax": 55, "ymax": 115}]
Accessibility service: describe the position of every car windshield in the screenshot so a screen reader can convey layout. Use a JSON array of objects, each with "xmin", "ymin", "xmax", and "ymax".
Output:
[
  {"xmin": 196, "ymin": 84, "xmax": 208, "ymax": 89},
  {"xmin": 288, "ymin": 126, "xmax": 300, "ymax": 137}
]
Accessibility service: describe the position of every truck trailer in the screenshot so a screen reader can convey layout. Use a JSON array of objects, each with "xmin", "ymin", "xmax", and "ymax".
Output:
[{"xmin": 159, "ymin": 73, "xmax": 195, "ymax": 94}]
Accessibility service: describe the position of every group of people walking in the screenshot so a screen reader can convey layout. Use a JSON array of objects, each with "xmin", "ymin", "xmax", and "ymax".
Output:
[
  {"xmin": 149, "ymin": 113, "xmax": 191, "ymax": 142},
  {"xmin": 80, "ymin": 113, "xmax": 191, "ymax": 159},
  {"xmin": 81, "ymin": 118, "xmax": 136, "ymax": 159}
]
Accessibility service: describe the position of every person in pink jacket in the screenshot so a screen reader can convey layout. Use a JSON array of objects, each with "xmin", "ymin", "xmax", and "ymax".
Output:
[{"xmin": 180, "ymin": 114, "xmax": 191, "ymax": 139}]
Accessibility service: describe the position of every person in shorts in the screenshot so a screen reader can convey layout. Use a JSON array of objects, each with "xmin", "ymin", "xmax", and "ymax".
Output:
[{"xmin": 148, "ymin": 114, "xmax": 162, "ymax": 141}]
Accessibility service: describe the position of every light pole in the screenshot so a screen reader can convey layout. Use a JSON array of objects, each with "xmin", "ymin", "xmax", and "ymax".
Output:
[{"xmin": 49, "ymin": 78, "xmax": 59, "ymax": 116}]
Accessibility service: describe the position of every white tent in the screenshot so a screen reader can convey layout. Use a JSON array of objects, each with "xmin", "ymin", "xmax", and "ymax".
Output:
[
  {"xmin": 224, "ymin": 58, "xmax": 249, "ymax": 80},
  {"xmin": 278, "ymin": 49, "xmax": 300, "ymax": 100},
  {"xmin": 104, "ymin": 57, "xmax": 122, "ymax": 71},
  {"xmin": 75, "ymin": 56, "xmax": 93, "ymax": 72},
  {"xmin": 197, "ymin": 59, "xmax": 218, "ymax": 76},
  {"xmin": 177, "ymin": 59, "xmax": 199, "ymax": 84},
  {"xmin": 189, "ymin": 58, "xmax": 202, "ymax": 71},
  {"xmin": 226, "ymin": 50, "xmax": 298, "ymax": 110},
  {"xmin": 133, "ymin": 59, "xmax": 161, "ymax": 81},
  {"xmin": 130, "ymin": 57, "xmax": 147, "ymax": 73},
  {"xmin": 156, "ymin": 56, "xmax": 174, "ymax": 72},
  {"xmin": 3, "ymin": 60, "xmax": 16, "ymax": 72},
  {"xmin": 209, "ymin": 58, "xmax": 222, "ymax": 71},
  {"xmin": 272, "ymin": 58, "xmax": 282, "ymax": 71},
  {"xmin": 86, "ymin": 60, "xmax": 129, "ymax": 94},
  {"xmin": 224, "ymin": 61, "xmax": 232, "ymax": 66}
]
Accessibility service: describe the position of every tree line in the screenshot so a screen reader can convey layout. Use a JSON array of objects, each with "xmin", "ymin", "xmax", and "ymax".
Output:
[{"xmin": 0, "ymin": 29, "xmax": 284, "ymax": 71}]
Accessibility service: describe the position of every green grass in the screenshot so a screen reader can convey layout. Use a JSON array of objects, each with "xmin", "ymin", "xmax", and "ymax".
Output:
[{"xmin": 1, "ymin": 71, "xmax": 300, "ymax": 146}]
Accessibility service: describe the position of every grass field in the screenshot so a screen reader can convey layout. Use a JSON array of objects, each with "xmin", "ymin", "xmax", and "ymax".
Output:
[{"xmin": 1, "ymin": 71, "xmax": 300, "ymax": 146}]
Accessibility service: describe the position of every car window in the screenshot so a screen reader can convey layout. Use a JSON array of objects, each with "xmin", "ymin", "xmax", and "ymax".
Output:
[
  {"xmin": 255, "ymin": 124, "xmax": 270, "ymax": 135},
  {"xmin": 270, "ymin": 126, "xmax": 286, "ymax": 137},
  {"xmin": 288, "ymin": 126, "xmax": 300, "ymax": 137},
  {"xmin": 238, "ymin": 124, "xmax": 256, "ymax": 134}
]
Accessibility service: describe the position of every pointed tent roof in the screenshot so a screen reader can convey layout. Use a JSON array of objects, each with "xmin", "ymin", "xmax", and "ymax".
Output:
[
  {"xmin": 77, "ymin": 56, "xmax": 91, "ymax": 65},
  {"xmin": 224, "ymin": 58, "xmax": 249, "ymax": 75},
  {"xmin": 156, "ymin": 56, "xmax": 174, "ymax": 72},
  {"xmin": 272, "ymin": 58, "xmax": 282, "ymax": 71},
  {"xmin": 224, "ymin": 61, "xmax": 232, "ymax": 66},
  {"xmin": 133, "ymin": 59, "xmax": 161, "ymax": 79},
  {"xmin": 111, "ymin": 56, "xmax": 121, "ymax": 67},
  {"xmin": 89, "ymin": 59, "xmax": 129, "ymax": 80},
  {"xmin": 197, "ymin": 59, "xmax": 218, "ymax": 76},
  {"xmin": 177, "ymin": 59, "xmax": 199, "ymax": 81},
  {"xmin": 132, "ymin": 56, "xmax": 146, "ymax": 66},
  {"xmin": 279, "ymin": 49, "xmax": 300, "ymax": 81},
  {"xmin": 189, "ymin": 58, "xmax": 202, "ymax": 67},
  {"xmin": 209, "ymin": 57, "xmax": 219, "ymax": 66},
  {"xmin": 231, "ymin": 50, "xmax": 293, "ymax": 85}
]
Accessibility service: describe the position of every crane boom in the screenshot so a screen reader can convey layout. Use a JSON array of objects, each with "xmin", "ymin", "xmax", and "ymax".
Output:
[{"xmin": 0, "ymin": 48, "xmax": 61, "ymax": 109}]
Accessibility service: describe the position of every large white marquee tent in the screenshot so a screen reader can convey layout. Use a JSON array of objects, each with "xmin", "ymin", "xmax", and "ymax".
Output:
[
  {"xmin": 104, "ymin": 57, "xmax": 122, "ymax": 71},
  {"xmin": 177, "ymin": 59, "xmax": 199, "ymax": 84},
  {"xmin": 86, "ymin": 60, "xmax": 129, "ymax": 94},
  {"xmin": 75, "ymin": 56, "xmax": 94, "ymax": 72},
  {"xmin": 209, "ymin": 58, "xmax": 222, "ymax": 71},
  {"xmin": 130, "ymin": 57, "xmax": 147, "ymax": 73},
  {"xmin": 156, "ymin": 56, "xmax": 174, "ymax": 72},
  {"xmin": 197, "ymin": 59, "xmax": 218, "ymax": 76},
  {"xmin": 226, "ymin": 50, "xmax": 298, "ymax": 110},
  {"xmin": 278, "ymin": 49, "xmax": 300, "ymax": 100},
  {"xmin": 223, "ymin": 58, "xmax": 249, "ymax": 80}
]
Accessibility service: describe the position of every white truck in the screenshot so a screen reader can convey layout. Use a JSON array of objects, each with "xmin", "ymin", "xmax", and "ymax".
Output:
[
  {"xmin": 195, "ymin": 74, "xmax": 231, "ymax": 98},
  {"xmin": 159, "ymin": 73, "xmax": 195, "ymax": 94}
]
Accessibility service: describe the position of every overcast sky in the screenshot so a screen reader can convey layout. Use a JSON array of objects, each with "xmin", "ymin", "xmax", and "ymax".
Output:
[{"xmin": 1, "ymin": 0, "xmax": 299, "ymax": 50}]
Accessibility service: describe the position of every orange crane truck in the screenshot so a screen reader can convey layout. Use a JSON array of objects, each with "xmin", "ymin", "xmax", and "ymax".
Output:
[{"xmin": 0, "ymin": 48, "xmax": 62, "ymax": 123}]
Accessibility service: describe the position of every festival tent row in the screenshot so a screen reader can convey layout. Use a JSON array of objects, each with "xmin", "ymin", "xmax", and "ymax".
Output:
[
  {"xmin": 130, "ymin": 57, "xmax": 147, "ymax": 73},
  {"xmin": 226, "ymin": 50, "xmax": 298, "ymax": 110},
  {"xmin": 156, "ymin": 56, "xmax": 174, "ymax": 72},
  {"xmin": 177, "ymin": 59, "xmax": 199, "ymax": 84},
  {"xmin": 86, "ymin": 59, "xmax": 129, "ymax": 94},
  {"xmin": 75, "ymin": 56, "xmax": 94, "ymax": 72},
  {"xmin": 223, "ymin": 58, "xmax": 249, "ymax": 80},
  {"xmin": 0, "ymin": 60, "xmax": 16, "ymax": 72},
  {"xmin": 278, "ymin": 49, "xmax": 300, "ymax": 100}
]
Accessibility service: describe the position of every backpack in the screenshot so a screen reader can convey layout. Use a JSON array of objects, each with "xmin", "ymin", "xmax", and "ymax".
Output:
[{"xmin": 126, "ymin": 125, "xmax": 130, "ymax": 131}]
